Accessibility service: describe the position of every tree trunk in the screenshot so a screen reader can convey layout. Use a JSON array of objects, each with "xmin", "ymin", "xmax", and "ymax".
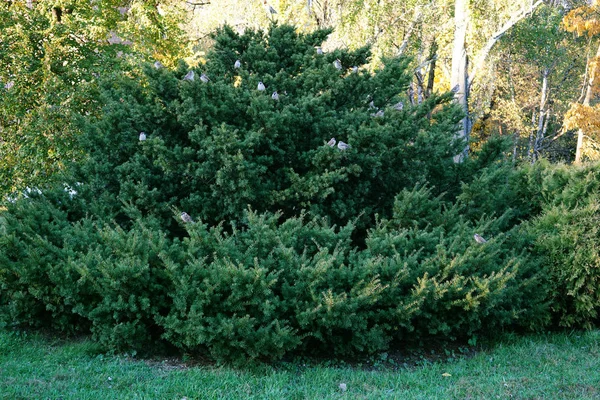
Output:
[
  {"xmin": 408, "ymin": 83, "xmax": 415, "ymax": 106},
  {"xmin": 398, "ymin": 7, "xmax": 422, "ymax": 56},
  {"xmin": 512, "ymin": 131, "xmax": 519, "ymax": 165},
  {"xmin": 528, "ymin": 110, "xmax": 536, "ymax": 162},
  {"xmin": 533, "ymin": 67, "xmax": 549, "ymax": 163},
  {"xmin": 450, "ymin": 0, "xmax": 543, "ymax": 163},
  {"xmin": 426, "ymin": 40, "xmax": 438, "ymax": 99},
  {"xmin": 451, "ymin": 0, "xmax": 470, "ymax": 163},
  {"xmin": 575, "ymin": 42, "xmax": 600, "ymax": 163}
]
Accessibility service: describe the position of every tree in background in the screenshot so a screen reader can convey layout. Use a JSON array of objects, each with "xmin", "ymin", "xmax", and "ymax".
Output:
[
  {"xmin": 482, "ymin": 4, "xmax": 584, "ymax": 163},
  {"xmin": 0, "ymin": 0, "xmax": 188, "ymax": 197},
  {"xmin": 563, "ymin": 0, "xmax": 600, "ymax": 163}
]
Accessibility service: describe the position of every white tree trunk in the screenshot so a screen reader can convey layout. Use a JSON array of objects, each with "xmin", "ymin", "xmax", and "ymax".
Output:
[
  {"xmin": 451, "ymin": 0, "xmax": 470, "ymax": 163},
  {"xmin": 533, "ymin": 68, "xmax": 549, "ymax": 163},
  {"xmin": 575, "ymin": 42, "xmax": 600, "ymax": 163},
  {"xmin": 450, "ymin": 0, "xmax": 543, "ymax": 163}
]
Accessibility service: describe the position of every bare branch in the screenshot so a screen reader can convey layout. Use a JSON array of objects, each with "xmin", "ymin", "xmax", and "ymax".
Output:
[
  {"xmin": 469, "ymin": 0, "xmax": 544, "ymax": 87},
  {"xmin": 397, "ymin": 6, "xmax": 422, "ymax": 56},
  {"xmin": 186, "ymin": 1, "xmax": 210, "ymax": 6}
]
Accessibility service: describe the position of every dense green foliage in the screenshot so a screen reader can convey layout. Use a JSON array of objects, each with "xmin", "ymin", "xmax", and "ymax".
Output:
[
  {"xmin": 74, "ymin": 24, "xmax": 465, "ymax": 234},
  {"xmin": 1, "ymin": 24, "xmax": 599, "ymax": 363},
  {"xmin": 525, "ymin": 164, "xmax": 600, "ymax": 329},
  {"xmin": 0, "ymin": 186, "xmax": 550, "ymax": 362},
  {"xmin": 458, "ymin": 161, "xmax": 600, "ymax": 329},
  {"xmin": 0, "ymin": 0, "xmax": 188, "ymax": 197}
]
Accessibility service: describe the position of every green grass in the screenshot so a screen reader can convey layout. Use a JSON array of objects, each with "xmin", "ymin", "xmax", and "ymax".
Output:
[{"xmin": 1, "ymin": 330, "xmax": 599, "ymax": 399}]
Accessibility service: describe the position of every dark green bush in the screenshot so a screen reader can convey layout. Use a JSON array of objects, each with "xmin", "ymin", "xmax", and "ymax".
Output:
[
  {"xmin": 61, "ymin": 219, "xmax": 173, "ymax": 352},
  {"xmin": 526, "ymin": 163, "xmax": 600, "ymax": 329},
  {"xmin": 155, "ymin": 187, "xmax": 550, "ymax": 362},
  {"xmin": 0, "ymin": 188, "xmax": 87, "ymax": 332},
  {"xmin": 73, "ymin": 23, "xmax": 466, "ymax": 235},
  {"xmin": 1, "ymin": 191, "xmax": 550, "ymax": 362},
  {"xmin": 3, "ymin": 23, "xmax": 590, "ymax": 363}
]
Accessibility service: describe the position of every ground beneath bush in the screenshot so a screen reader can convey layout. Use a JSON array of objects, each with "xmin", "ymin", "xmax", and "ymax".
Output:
[{"xmin": 1, "ymin": 330, "xmax": 599, "ymax": 399}]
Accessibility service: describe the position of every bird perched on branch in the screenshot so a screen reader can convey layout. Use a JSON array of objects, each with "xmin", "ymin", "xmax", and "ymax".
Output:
[
  {"xmin": 257, "ymin": 82, "xmax": 266, "ymax": 91},
  {"xmin": 316, "ymin": 46, "xmax": 323, "ymax": 55},
  {"xmin": 181, "ymin": 212, "xmax": 194, "ymax": 224},
  {"xmin": 154, "ymin": 61, "xmax": 164, "ymax": 69},
  {"xmin": 200, "ymin": 73, "xmax": 210, "ymax": 83},
  {"xmin": 139, "ymin": 132, "xmax": 146, "ymax": 141},
  {"xmin": 393, "ymin": 101, "xmax": 404, "ymax": 111},
  {"xmin": 327, "ymin": 138, "xmax": 336, "ymax": 147},
  {"xmin": 333, "ymin": 59, "xmax": 342, "ymax": 70},
  {"xmin": 264, "ymin": 0, "xmax": 277, "ymax": 16},
  {"xmin": 337, "ymin": 141, "xmax": 350, "ymax": 150},
  {"xmin": 271, "ymin": 91, "xmax": 279, "ymax": 100},
  {"xmin": 474, "ymin": 233, "xmax": 487, "ymax": 243},
  {"xmin": 183, "ymin": 70, "xmax": 195, "ymax": 81},
  {"xmin": 234, "ymin": 59, "xmax": 241, "ymax": 69}
]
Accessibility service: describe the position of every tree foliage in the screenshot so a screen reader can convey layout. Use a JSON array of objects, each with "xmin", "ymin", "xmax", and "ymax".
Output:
[{"xmin": 0, "ymin": 0, "xmax": 188, "ymax": 197}]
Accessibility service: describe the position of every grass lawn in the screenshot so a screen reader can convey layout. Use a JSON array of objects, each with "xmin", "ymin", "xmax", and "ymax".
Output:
[{"xmin": 1, "ymin": 330, "xmax": 599, "ymax": 399}]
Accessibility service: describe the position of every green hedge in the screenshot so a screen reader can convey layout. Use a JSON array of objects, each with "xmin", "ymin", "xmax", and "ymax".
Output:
[{"xmin": 0, "ymin": 184, "xmax": 552, "ymax": 362}]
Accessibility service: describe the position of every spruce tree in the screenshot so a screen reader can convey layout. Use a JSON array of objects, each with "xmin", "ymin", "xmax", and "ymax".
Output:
[{"xmin": 74, "ymin": 23, "xmax": 464, "ymax": 235}]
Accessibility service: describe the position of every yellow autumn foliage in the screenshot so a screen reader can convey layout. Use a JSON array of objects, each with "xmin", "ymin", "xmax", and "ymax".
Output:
[
  {"xmin": 564, "ymin": 103, "xmax": 600, "ymax": 131},
  {"xmin": 564, "ymin": 104, "xmax": 600, "ymax": 160},
  {"xmin": 563, "ymin": 5, "xmax": 600, "ymax": 36}
]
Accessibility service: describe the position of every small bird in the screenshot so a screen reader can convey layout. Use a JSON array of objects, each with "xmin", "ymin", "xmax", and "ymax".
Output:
[
  {"xmin": 333, "ymin": 59, "xmax": 342, "ymax": 70},
  {"xmin": 393, "ymin": 101, "xmax": 404, "ymax": 111},
  {"xmin": 474, "ymin": 233, "xmax": 487, "ymax": 244},
  {"xmin": 257, "ymin": 81, "xmax": 266, "ymax": 91},
  {"xmin": 339, "ymin": 383, "xmax": 347, "ymax": 392},
  {"xmin": 371, "ymin": 110, "xmax": 384, "ymax": 118},
  {"xmin": 200, "ymin": 73, "xmax": 209, "ymax": 83},
  {"xmin": 264, "ymin": 0, "xmax": 277, "ymax": 15},
  {"xmin": 139, "ymin": 132, "xmax": 147, "ymax": 141},
  {"xmin": 351, "ymin": 66, "xmax": 358, "ymax": 73},
  {"xmin": 154, "ymin": 61, "xmax": 164, "ymax": 69},
  {"xmin": 368, "ymin": 101, "xmax": 376, "ymax": 110},
  {"xmin": 451, "ymin": 84, "xmax": 460, "ymax": 93},
  {"xmin": 234, "ymin": 59, "xmax": 241, "ymax": 69},
  {"xmin": 327, "ymin": 138, "xmax": 336, "ymax": 147},
  {"xmin": 183, "ymin": 70, "xmax": 195, "ymax": 81},
  {"xmin": 316, "ymin": 46, "xmax": 323, "ymax": 55},
  {"xmin": 181, "ymin": 212, "xmax": 194, "ymax": 224},
  {"xmin": 337, "ymin": 141, "xmax": 351, "ymax": 150},
  {"xmin": 271, "ymin": 91, "xmax": 279, "ymax": 100}
]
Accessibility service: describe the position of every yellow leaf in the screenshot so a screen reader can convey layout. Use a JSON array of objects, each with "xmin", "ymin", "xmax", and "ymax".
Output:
[{"xmin": 442, "ymin": 372, "xmax": 452, "ymax": 377}]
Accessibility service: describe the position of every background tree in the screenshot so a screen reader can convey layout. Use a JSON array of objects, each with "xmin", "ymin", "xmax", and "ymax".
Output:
[
  {"xmin": 0, "ymin": 0, "xmax": 188, "ymax": 197},
  {"xmin": 563, "ymin": 0, "xmax": 600, "ymax": 163},
  {"xmin": 480, "ymin": 4, "xmax": 585, "ymax": 163}
]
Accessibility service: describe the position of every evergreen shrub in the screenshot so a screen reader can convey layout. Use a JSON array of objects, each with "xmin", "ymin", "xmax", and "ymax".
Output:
[
  {"xmin": 73, "ymin": 23, "xmax": 465, "ymax": 234},
  {"xmin": 526, "ymin": 163, "xmax": 600, "ymax": 329},
  {"xmin": 0, "ymin": 23, "xmax": 574, "ymax": 362}
]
